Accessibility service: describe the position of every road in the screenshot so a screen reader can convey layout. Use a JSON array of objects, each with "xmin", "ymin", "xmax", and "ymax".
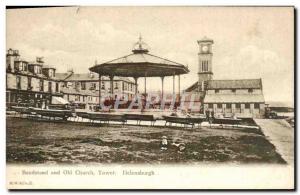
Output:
[{"xmin": 255, "ymin": 119, "xmax": 294, "ymax": 165}]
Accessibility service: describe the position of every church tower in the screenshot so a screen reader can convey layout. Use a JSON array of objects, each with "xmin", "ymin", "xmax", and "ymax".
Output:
[{"xmin": 197, "ymin": 37, "xmax": 214, "ymax": 91}]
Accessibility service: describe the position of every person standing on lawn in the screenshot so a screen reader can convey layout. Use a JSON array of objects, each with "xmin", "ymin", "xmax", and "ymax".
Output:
[{"xmin": 160, "ymin": 136, "xmax": 168, "ymax": 150}]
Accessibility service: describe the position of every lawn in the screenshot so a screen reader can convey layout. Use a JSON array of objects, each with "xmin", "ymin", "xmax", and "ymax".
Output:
[{"xmin": 6, "ymin": 117, "xmax": 286, "ymax": 164}]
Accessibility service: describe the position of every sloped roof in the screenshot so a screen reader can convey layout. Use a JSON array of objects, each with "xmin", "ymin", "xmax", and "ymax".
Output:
[
  {"xmin": 55, "ymin": 73, "xmax": 72, "ymax": 80},
  {"xmin": 184, "ymin": 81, "xmax": 198, "ymax": 92},
  {"xmin": 198, "ymin": 36, "xmax": 214, "ymax": 43},
  {"xmin": 207, "ymin": 79, "xmax": 262, "ymax": 89},
  {"xmin": 204, "ymin": 94, "xmax": 265, "ymax": 103},
  {"xmin": 56, "ymin": 72, "xmax": 134, "ymax": 83},
  {"xmin": 42, "ymin": 65, "xmax": 56, "ymax": 69},
  {"xmin": 89, "ymin": 52, "xmax": 189, "ymax": 77},
  {"xmin": 103, "ymin": 53, "xmax": 184, "ymax": 67}
]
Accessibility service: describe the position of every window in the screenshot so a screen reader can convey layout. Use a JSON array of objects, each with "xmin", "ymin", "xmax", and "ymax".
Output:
[
  {"xmin": 124, "ymin": 83, "xmax": 128, "ymax": 91},
  {"xmin": 215, "ymin": 89, "xmax": 219, "ymax": 93},
  {"xmin": 48, "ymin": 82, "xmax": 52, "ymax": 92},
  {"xmin": 27, "ymin": 77, "xmax": 32, "ymax": 90},
  {"xmin": 23, "ymin": 63, "xmax": 28, "ymax": 71},
  {"xmin": 81, "ymin": 82, "xmax": 86, "ymax": 90},
  {"xmin": 18, "ymin": 63, "xmax": 23, "ymax": 71},
  {"xmin": 114, "ymin": 82, "xmax": 119, "ymax": 89},
  {"xmin": 248, "ymin": 89, "xmax": 253, "ymax": 93},
  {"xmin": 245, "ymin": 103, "xmax": 250, "ymax": 109},
  {"xmin": 48, "ymin": 69, "xmax": 55, "ymax": 78},
  {"xmin": 254, "ymin": 103, "xmax": 260, "ymax": 109},
  {"xmin": 75, "ymin": 95, "xmax": 80, "ymax": 101},
  {"xmin": 40, "ymin": 79, "xmax": 44, "ymax": 91},
  {"xmin": 208, "ymin": 104, "xmax": 213, "ymax": 109},
  {"xmin": 231, "ymin": 89, "xmax": 236, "ymax": 93},
  {"xmin": 236, "ymin": 103, "xmax": 241, "ymax": 109},
  {"xmin": 55, "ymin": 83, "xmax": 59, "ymax": 92},
  {"xmin": 217, "ymin": 103, "xmax": 222, "ymax": 109},
  {"xmin": 226, "ymin": 103, "xmax": 232, "ymax": 109},
  {"xmin": 202, "ymin": 61, "xmax": 208, "ymax": 72},
  {"xmin": 16, "ymin": 76, "xmax": 21, "ymax": 89},
  {"xmin": 75, "ymin": 82, "xmax": 80, "ymax": 89},
  {"xmin": 90, "ymin": 83, "xmax": 96, "ymax": 90}
]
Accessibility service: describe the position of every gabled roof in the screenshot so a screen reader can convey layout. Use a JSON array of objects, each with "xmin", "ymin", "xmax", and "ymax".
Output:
[
  {"xmin": 184, "ymin": 81, "xmax": 198, "ymax": 92},
  {"xmin": 207, "ymin": 79, "xmax": 262, "ymax": 90}
]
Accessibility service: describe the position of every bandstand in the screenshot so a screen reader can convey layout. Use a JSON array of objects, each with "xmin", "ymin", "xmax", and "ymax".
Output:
[{"xmin": 89, "ymin": 36, "xmax": 189, "ymax": 109}]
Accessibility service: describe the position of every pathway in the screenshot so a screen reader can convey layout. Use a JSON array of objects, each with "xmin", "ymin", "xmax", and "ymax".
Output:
[{"xmin": 255, "ymin": 119, "xmax": 294, "ymax": 165}]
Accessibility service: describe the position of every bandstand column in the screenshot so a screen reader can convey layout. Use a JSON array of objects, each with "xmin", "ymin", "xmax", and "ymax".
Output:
[
  {"xmin": 178, "ymin": 75, "xmax": 181, "ymax": 99},
  {"xmin": 98, "ymin": 74, "xmax": 102, "ymax": 107},
  {"xmin": 161, "ymin": 76, "xmax": 165, "ymax": 100},
  {"xmin": 172, "ymin": 73, "xmax": 175, "ymax": 97},
  {"xmin": 144, "ymin": 77, "xmax": 147, "ymax": 94},
  {"xmin": 109, "ymin": 75, "xmax": 114, "ymax": 99},
  {"xmin": 134, "ymin": 77, "xmax": 138, "ymax": 95}
]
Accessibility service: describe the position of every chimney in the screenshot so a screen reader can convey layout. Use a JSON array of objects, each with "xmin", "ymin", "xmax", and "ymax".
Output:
[
  {"xmin": 36, "ymin": 57, "xmax": 44, "ymax": 63},
  {"xmin": 14, "ymin": 50, "xmax": 19, "ymax": 55},
  {"xmin": 89, "ymin": 71, "xmax": 94, "ymax": 78}
]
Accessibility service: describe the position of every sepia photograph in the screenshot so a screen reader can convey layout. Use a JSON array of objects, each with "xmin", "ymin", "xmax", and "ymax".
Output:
[{"xmin": 5, "ymin": 6, "xmax": 295, "ymax": 190}]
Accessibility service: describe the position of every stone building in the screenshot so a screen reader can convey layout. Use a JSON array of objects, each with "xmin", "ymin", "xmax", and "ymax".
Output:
[
  {"xmin": 185, "ymin": 37, "xmax": 265, "ymax": 118},
  {"xmin": 6, "ymin": 49, "xmax": 63, "ymax": 108},
  {"xmin": 56, "ymin": 71, "xmax": 136, "ymax": 110}
]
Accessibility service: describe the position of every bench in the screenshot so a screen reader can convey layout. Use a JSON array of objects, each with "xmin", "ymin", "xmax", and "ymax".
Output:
[
  {"xmin": 211, "ymin": 118, "xmax": 242, "ymax": 127},
  {"xmin": 75, "ymin": 111, "xmax": 90, "ymax": 121},
  {"xmin": 163, "ymin": 116, "xmax": 195, "ymax": 128},
  {"xmin": 88, "ymin": 113, "xmax": 126, "ymax": 124},
  {"xmin": 11, "ymin": 106, "xmax": 35, "ymax": 118},
  {"xmin": 34, "ymin": 109, "xmax": 73, "ymax": 120},
  {"xmin": 124, "ymin": 114, "xmax": 156, "ymax": 126}
]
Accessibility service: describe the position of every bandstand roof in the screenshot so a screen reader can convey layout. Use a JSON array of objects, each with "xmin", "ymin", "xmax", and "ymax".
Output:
[{"xmin": 89, "ymin": 37, "xmax": 189, "ymax": 77}]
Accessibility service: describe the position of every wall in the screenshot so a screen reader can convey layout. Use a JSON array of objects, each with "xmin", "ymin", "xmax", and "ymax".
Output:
[
  {"xmin": 204, "ymin": 103, "xmax": 265, "ymax": 118},
  {"xmin": 207, "ymin": 89, "xmax": 263, "ymax": 95}
]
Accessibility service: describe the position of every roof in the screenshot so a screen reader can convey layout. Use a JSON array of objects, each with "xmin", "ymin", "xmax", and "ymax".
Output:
[
  {"xmin": 266, "ymin": 101, "xmax": 294, "ymax": 108},
  {"xmin": 204, "ymin": 94, "xmax": 265, "ymax": 103},
  {"xmin": 14, "ymin": 58, "xmax": 28, "ymax": 63},
  {"xmin": 42, "ymin": 65, "xmax": 56, "ymax": 69},
  {"xmin": 60, "ymin": 87, "xmax": 99, "ymax": 96},
  {"xmin": 103, "ymin": 53, "xmax": 184, "ymax": 67},
  {"xmin": 28, "ymin": 62, "xmax": 43, "ymax": 66},
  {"xmin": 198, "ymin": 36, "xmax": 214, "ymax": 43},
  {"xmin": 207, "ymin": 79, "xmax": 262, "ymax": 90},
  {"xmin": 184, "ymin": 81, "xmax": 198, "ymax": 92},
  {"xmin": 56, "ymin": 72, "xmax": 134, "ymax": 83},
  {"xmin": 89, "ymin": 52, "xmax": 189, "ymax": 77},
  {"xmin": 55, "ymin": 72, "xmax": 72, "ymax": 80}
]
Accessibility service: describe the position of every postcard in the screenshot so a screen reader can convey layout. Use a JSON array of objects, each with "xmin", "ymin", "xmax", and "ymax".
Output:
[{"xmin": 6, "ymin": 6, "xmax": 294, "ymax": 190}]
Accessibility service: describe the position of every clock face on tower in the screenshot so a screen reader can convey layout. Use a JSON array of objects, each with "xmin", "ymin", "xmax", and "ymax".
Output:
[{"xmin": 202, "ymin": 45, "xmax": 209, "ymax": 53}]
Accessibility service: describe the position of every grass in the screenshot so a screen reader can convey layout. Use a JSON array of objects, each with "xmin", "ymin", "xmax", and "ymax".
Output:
[{"xmin": 6, "ymin": 117, "xmax": 286, "ymax": 164}]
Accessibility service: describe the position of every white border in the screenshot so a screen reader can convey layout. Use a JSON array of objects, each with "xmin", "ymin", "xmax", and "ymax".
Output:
[{"xmin": 0, "ymin": 1, "xmax": 298, "ymax": 194}]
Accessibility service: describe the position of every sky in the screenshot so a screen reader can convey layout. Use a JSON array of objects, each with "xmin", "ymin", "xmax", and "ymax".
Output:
[{"xmin": 6, "ymin": 7, "xmax": 294, "ymax": 104}]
